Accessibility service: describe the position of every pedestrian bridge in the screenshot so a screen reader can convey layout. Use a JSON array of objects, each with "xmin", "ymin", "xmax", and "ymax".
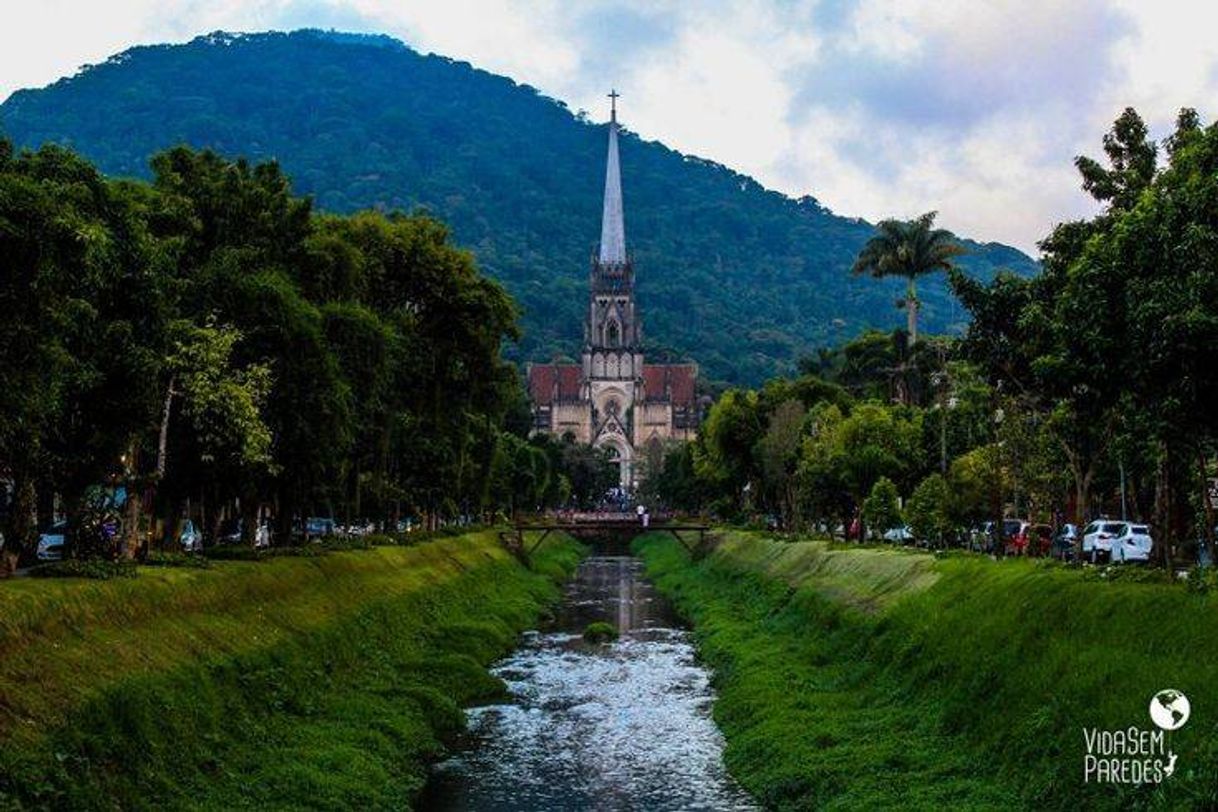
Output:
[{"xmin": 499, "ymin": 514, "xmax": 712, "ymax": 562}]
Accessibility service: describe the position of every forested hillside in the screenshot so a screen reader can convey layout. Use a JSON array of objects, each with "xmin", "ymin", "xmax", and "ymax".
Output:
[{"xmin": 0, "ymin": 29, "xmax": 1037, "ymax": 384}]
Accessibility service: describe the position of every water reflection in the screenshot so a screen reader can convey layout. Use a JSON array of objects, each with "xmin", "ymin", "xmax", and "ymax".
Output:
[{"xmin": 421, "ymin": 556, "xmax": 756, "ymax": 811}]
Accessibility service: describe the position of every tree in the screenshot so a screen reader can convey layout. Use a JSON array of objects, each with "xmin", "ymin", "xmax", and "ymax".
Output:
[
  {"xmin": 1074, "ymin": 107, "xmax": 1158, "ymax": 212},
  {"xmin": 25, "ymin": 147, "xmax": 170, "ymax": 559},
  {"xmin": 948, "ymin": 445, "xmax": 1008, "ymax": 537},
  {"xmin": 906, "ymin": 473, "xmax": 953, "ymax": 548},
  {"xmin": 1071, "ymin": 109, "xmax": 1218, "ymax": 563},
  {"xmin": 0, "ymin": 138, "xmax": 540, "ymax": 563},
  {"xmin": 694, "ymin": 389, "xmax": 764, "ymax": 516},
  {"xmin": 0, "ymin": 142, "xmax": 75, "ymax": 564},
  {"xmin": 949, "ymin": 109, "xmax": 1161, "ymax": 542},
  {"xmin": 156, "ymin": 322, "xmax": 275, "ymax": 546},
  {"xmin": 852, "ymin": 212, "xmax": 966, "ymax": 345},
  {"xmin": 797, "ymin": 403, "xmax": 853, "ymax": 533},
  {"xmin": 795, "ymin": 400, "xmax": 920, "ymax": 538},
  {"xmin": 862, "ymin": 477, "xmax": 902, "ymax": 540},
  {"xmin": 755, "ymin": 399, "xmax": 806, "ymax": 528}
]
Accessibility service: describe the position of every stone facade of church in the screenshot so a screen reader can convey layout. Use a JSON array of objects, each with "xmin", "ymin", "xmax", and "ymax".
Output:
[{"xmin": 527, "ymin": 97, "xmax": 699, "ymax": 488}]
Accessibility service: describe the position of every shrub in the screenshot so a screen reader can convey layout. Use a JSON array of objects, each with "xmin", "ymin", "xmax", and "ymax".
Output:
[
  {"xmin": 1186, "ymin": 566, "xmax": 1215, "ymax": 593},
  {"xmin": 143, "ymin": 551, "xmax": 211, "ymax": 569},
  {"xmin": 202, "ymin": 545, "xmax": 265, "ymax": 561},
  {"xmin": 582, "ymin": 621, "xmax": 619, "ymax": 644},
  {"xmin": 30, "ymin": 559, "xmax": 138, "ymax": 579}
]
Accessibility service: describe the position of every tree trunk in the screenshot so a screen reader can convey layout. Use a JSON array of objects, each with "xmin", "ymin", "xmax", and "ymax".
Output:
[
  {"xmin": 240, "ymin": 490, "xmax": 259, "ymax": 548},
  {"xmin": 62, "ymin": 491, "xmax": 84, "ymax": 560},
  {"xmin": 36, "ymin": 476, "xmax": 55, "ymax": 534},
  {"xmin": 120, "ymin": 440, "xmax": 142, "ymax": 559},
  {"xmin": 1061, "ymin": 444, "xmax": 1094, "ymax": 560},
  {"xmin": 1200, "ymin": 449, "xmax": 1215, "ymax": 564},
  {"xmin": 165, "ymin": 500, "xmax": 185, "ymax": 556},
  {"xmin": 156, "ymin": 376, "xmax": 176, "ymax": 479},
  {"xmin": 277, "ymin": 489, "xmax": 296, "ymax": 547},
  {"xmin": 1154, "ymin": 439, "xmax": 1173, "ymax": 570},
  {"xmin": 2, "ymin": 474, "xmax": 36, "ymax": 573}
]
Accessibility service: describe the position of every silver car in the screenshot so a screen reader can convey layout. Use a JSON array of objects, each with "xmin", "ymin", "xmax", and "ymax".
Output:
[
  {"xmin": 1081, "ymin": 520, "xmax": 1127, "ymax": 562},
  {"xmin": 1111, "ymin": 524, "xmax": 1153, "ymax": 563}
]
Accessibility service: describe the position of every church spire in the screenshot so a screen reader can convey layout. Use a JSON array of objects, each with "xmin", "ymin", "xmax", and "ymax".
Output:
[{"xmin": 598, "ymin": 89, "xmax": 627, "ymax": 266}]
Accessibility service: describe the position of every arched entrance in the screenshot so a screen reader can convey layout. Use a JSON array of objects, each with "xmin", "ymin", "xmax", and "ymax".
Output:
[{"xmin": 594, "ymin": 434, "xmax": 632, "ymax": 490}]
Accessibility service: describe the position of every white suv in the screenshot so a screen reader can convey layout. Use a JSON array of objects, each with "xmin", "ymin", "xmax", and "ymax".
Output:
[
  {"xmin": 1081, "ymin": 520, "xmax": 1127, "ymax": 562},
  {"xmin": 1111, "ymin": 524, "xmax": 1153, "ymax": 563}
]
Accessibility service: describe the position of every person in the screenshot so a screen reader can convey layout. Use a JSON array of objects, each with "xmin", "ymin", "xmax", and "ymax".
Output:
[{"xmin": 636, "ymin": 503, "xmax": 645, "ymax": 524}]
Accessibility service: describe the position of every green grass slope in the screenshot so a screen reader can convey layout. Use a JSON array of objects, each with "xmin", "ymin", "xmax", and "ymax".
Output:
[
  {"xmin": 0, "ymin": 532, "xmax": 581, "ymax": 809},
  {"xmin": 637, "ymin": 530, "xmax": 1218, "ymax": 810}
]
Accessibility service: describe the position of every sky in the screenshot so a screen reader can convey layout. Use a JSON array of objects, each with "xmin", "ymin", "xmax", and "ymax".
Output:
[{"xmin": 2, "ymin": 1, "xmax": 1217, "ymax": 254}]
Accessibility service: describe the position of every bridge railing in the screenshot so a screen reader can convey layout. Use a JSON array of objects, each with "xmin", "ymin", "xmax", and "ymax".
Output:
[{"xmin": 542, "ymin": 510, "xmax": 676, "ymax": 524}]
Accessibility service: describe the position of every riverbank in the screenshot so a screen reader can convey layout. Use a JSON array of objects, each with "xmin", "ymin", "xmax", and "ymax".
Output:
[
  {"xmin": 0, "ymin": 531, "xmax": 582, "ymax": 809},
  {"xmin": 636, "ymin": 530, "xmax": 1218, "ymax": 810}
]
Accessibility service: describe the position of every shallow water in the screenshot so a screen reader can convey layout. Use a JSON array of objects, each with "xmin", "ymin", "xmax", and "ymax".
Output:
[{"xmin": 420, "ymin": 555, "xmax": 756, "ymax": 811}]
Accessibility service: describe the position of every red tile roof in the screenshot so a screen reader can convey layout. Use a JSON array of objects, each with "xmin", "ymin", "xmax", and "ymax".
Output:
[
  {"xmin": 528, "ymin": 364, "xmax": 582, "ymax": 402},
  {"xmin": 643, "ymin": 364, "xmax": 697, "ymax": 406},
  {"xmin": 528, "ymin": 362, "xmax": 697, "ymax": 406}
]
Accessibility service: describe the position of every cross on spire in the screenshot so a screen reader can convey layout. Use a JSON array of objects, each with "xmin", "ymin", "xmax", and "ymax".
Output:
[{"xmin": 599, "ymin": 88, "xmax": 626, "ymax": 265}]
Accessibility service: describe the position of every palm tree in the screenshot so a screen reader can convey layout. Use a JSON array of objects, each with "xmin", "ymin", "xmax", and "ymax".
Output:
[{"xmin": 851, "ymin": 211, "xmax": 965, "ymax": 345}]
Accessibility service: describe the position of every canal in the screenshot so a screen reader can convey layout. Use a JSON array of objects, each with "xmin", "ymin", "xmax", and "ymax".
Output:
[{"xmin": 420, "ymin": 554, "xmax": 756, "ymax": 810}]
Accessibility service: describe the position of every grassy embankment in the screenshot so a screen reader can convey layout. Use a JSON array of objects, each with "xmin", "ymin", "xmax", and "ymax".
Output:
[
  {"xmin": 0, "ymin": 531, "xmax": 581, "ymax": 809},
  {"xmin": 636, "ymin": 530, "xmax": 1218, "ymax": 810}
]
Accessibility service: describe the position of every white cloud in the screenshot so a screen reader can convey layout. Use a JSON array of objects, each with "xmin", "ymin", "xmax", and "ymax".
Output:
[{"xmin": 2, "ymin": 0, "xmax": 1218, "ymax": 254}]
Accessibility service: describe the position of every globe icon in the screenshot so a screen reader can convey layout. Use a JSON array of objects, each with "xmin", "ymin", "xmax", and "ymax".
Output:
[{"xmin": 1149, "ymin": 689, "xmax": 1190, "ymax": 731}]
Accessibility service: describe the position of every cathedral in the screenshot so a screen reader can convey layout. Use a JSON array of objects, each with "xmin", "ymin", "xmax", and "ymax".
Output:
[{"xmin": 527, "ymin": 94, "xmax": 699, "ymax": 489}]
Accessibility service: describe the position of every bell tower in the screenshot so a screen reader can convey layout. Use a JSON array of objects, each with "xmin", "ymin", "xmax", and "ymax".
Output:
[
  {"xmin": 582, "ymin": 90, "xmax": 644, "ymax": 489},
  {"xmin": 584, "ymin": 89, "xmax": 643, "ymax": 384}
]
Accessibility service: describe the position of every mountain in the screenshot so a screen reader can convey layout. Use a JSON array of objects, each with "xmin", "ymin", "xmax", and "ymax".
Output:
[{"xmin": 0, "ymin": 29, "xmax": 1038, "ymax": 385}]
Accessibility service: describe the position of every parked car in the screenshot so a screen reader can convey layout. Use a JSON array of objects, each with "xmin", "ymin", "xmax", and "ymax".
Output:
[
  {"xmin": 1111, "ymin": 524, "xmax": 1153, "ymax": 563},
  {"xmin": 1082, "ymin": 520, "xmax": 1128, "ymax": 562},
  {"xmin": 1009, "ymin": 522, "xmax": 1053, "ymax": 556},
  {"xmin": 882, "ymin": 525, "xmax": 914, "ymax": 543},
  {"xmin": 177, "ymin": 519, "xmax": 203, "ymax": 552},
  {"xmin": 971, "ymin": 519, "xmax": 1022, "ymax": 553},
  {"xmin": 305, "ymin": 517, "xmax": 337, "ymax": 540},
  {"xmin": 37, "ymin": 521, "xmax": 67, "ymax": 561},
  {"xmin": 218, "ymin": 518, "xmax": 271, "ymax": 548},
  {"xmin": 342, "ymin": 521, "xmax": 375, "ymax": 537},
  {"xmin": 1052, "ymin": 523, "xmax": 1079, "ymax": 560}
]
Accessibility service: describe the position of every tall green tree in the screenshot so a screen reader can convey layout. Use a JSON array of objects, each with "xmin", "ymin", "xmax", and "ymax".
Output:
[
  {"xmin": 950, "ymin": 108, "xmax": 1161, "ymax": 541},
  {"xmin": 851, "ymin": 212, "xmax": 966, "ymax": 345},
  {"xmin": 862, "ymin": 476, "xmax": 902, "ymax": 540}
]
